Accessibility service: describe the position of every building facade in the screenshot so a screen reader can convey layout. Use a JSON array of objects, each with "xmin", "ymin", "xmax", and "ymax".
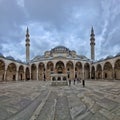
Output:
[{"xmin": 0, "ymin": 27, "xmax": 120, "ymax": 82}]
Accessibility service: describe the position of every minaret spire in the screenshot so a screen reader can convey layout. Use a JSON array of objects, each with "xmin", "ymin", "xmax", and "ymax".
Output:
[
  {"xmin": 25, "ymin": 27, "xmax": 30, "ymax": 63},
  {"xmin": 90, "ymin": 26, "xmax": 95, "ymax": 60}
]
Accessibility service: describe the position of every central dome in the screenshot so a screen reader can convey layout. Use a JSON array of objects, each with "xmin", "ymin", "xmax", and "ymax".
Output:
[{"xmin": 51, "ymin": 46, "xmax": 70, "ymax": 53}]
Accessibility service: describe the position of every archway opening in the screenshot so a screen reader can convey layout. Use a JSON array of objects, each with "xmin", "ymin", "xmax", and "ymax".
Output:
[
  {"xmin": 114, "ymin": 59, "xmax": 120, "ymax": 80},
  {"xmin": 91, "ymin": 66, "xmax": 95, "ymax": 79},
  {"xmin": 18, "ymin": 65, "xmax": 24, "ymax": 80},
  {"xmin": 47, "ymin": 61, "xmax": 54, "ymax": 80},
  {"xmin": 96, "ymin": 64, "xmax": 102, "ymax": 79},
  {"xmin": 103, "ymin": 62, "xmax": 113, "ymax": 79},
  {"xmin": 84, "ymin": 63, "xmax": 90, "ymax": 79},
  {"xmin": 56, "ymin": 61, "xmax": 65, "ymax": 74},
  {"xmin": 26, "ymin": 67, "xmax": 30, "ymax": 80},
  {"xmin": 75, "ymin": 62, "xmax": 82, "ymax": 79},
  {"xmin": 0, "ymin": 60, "xmax": 5, "ymax": 81},
  {"xmin": 39, "ymin": 62, "xmax": 45, "ymax": 80},
  {"xmin": 31, "ymin": 64, "xmax": 37, "ymax": 80},
  {"xmin": 66, "ymin": 61, "xmax": 74, "ymax": 79},
  {"xmin": 6, "ymin": 63, "xmax": 17, "ymax": 81}
]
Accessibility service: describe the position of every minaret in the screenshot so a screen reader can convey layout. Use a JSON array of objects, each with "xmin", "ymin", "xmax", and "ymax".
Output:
[
  {"xmin": 25, "ymin": 27, "xmax": 30, "ymax": 63},
  {"xmin": 90, "ymin": 27, "xmax": 95, "ymax": 60}
]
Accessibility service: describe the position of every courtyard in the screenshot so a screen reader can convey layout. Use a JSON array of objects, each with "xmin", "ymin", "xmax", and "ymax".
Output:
[{"xmin": 0, "ymin": 80, "xmax": 120, "ymax": 120}]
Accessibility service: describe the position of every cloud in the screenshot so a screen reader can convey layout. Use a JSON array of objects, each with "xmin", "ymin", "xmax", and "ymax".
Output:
[
  {"xmin": 0, "ymin": 0, "xmax": 120, "ymax": 61},
  {"xmin": 94, "ymin": 0, "xmax": 120, "ymax": 59},
  {"xmin": 24, "ymin": 0, "xmax": 101, "ymax": 28},
  {"xmin": 16, "ymin": 0, "xmax": 24, "ymax": 7}
]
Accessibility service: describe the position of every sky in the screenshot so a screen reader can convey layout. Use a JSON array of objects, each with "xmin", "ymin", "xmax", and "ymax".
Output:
[{"xmin": 0, "ymin": 0, "xmax": 120, "ymax": 61}]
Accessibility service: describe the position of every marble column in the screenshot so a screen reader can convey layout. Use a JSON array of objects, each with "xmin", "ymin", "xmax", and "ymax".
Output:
[
  {"xmin": 36, "ymin": 65, "xmax": 38, "ymax": 80},
  {"xmin": 16, "ymin": 71, "xmax": 18, "ymax": 81},
  {"xmin": 4, "ymin": 70, "xmax": 7, "ymax": 81}
]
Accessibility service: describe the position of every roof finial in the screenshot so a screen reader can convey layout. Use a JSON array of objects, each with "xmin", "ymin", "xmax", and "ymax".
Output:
[
  {"xmin": 26, "ymin": 26, "xmax": 30, "ymax": 38},
  {"xmin": 91, "ymin": 26, "xmax": 95, "ymax": 37},
  {"xmin": 26, "ymin": 26, "xmax": 29, "ymax": 34},
  {"xmin": 91, "ymin": 26, "xmax": 94, "ymax": 34}
]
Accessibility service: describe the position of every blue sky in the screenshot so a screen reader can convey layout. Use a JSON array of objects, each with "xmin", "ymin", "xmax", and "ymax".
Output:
[{"xmin": 0, "ymin": 0, "xmax": 120, "ymax": 61}]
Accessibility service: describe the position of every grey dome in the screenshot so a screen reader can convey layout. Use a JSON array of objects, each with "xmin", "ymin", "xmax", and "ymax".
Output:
[
  {"xmin": 16, "ymin": 59, "xmax": 22, "ymax": 63},
  {"xmin": 105, "ymin": 55, "xmax": 113, "ymax": 59},
  {"xmin": 6, "ymin": 56, "xmax": 15, "ymax": 60},
  {"xmin": 51, "ymin": 46, "xmax": 70, "ymax": 53},
  {"xmin": 0, "ymin": 53, "xmax": 4, "ymax": 57},
  {"xmin": 97, "ymin": 58, "xmax": 104, "ymax": 62},
  {"xmin": 115, "ymin": 52, "xmax": 120, "ymax": 57}
]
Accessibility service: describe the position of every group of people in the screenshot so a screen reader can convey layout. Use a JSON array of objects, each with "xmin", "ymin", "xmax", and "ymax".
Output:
[{"xmin": 68, "ymin": 78, "xmax": 85, "ymax": 87}]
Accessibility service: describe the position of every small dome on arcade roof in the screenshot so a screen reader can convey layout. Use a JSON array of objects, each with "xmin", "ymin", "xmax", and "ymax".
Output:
[
  {"xmin": 115, "ymin": 52, "xmax": 120, "ymax": 57},
  {"xmin": 105, "ymin": 55, "xmax": 113, "ymax": 59},
  {"xmin": 98, "ymin": 58, "xmax": 104, "ymax": 62},
  {"xmin": 6, "ymin": 56, "xmax": 15, "ymax": 60},
  {"xmin": 16, "ymin": 59, "xmax": 22, "ymax": 63},
  {"xmin": 0, "ymin": 53, "xmax": 4, "ymax": 57}
]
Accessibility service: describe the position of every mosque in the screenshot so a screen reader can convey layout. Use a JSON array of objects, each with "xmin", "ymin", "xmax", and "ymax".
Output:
[{"xmin": 0, "ymin": 27, "xmax": 120, "ymax": 82}]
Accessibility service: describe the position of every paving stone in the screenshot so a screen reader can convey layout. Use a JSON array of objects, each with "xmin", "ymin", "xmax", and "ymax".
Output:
[
  {"xmin": 99, "ymin": 108, "xmax": 116, "ymax": 120},
  {"xmin": 0, "ymin": 80, "xmax": 119, "ymax": 120},
  {"xmin": 0, "ymin": 95, "xmax": 10, "ymax": 101},
  {"xmin": 90, "ymin": 103, "xmax": 101, "ymax": 113},
  {"xmin": 93, "ymin": 91, "xmax": 104, "ymax": 97},
  {"xmin": 111, "ymin": 105, "xmax": 120, "ymax": 116},
  {"xmin": 37, "ymin": 91, "xmax": 57, "ymax": 120},
  {"xmin": 76, "ymin": 111, "xmax": 93, "ymax": 120},
  {"xmin": 7, "ymin": 90, "xmax": 49, "ymax": 120},
  {"xmin": 97, "ymin": 98, "xmax": 118, "ymax": 111},
  {"xmin": 54, "ymin": 94, "xmax": 72, "ymax": 120},
  {"xmin": 67, "ymin": 93, "xmax": 86, "ymax": 119},
  {"xmin": 0, "ymin": 107, "xmax": 13, "ymax": 120},
  {"xmin": 91, "ymin": 112, "xmax": 108, "ymax": 120}
]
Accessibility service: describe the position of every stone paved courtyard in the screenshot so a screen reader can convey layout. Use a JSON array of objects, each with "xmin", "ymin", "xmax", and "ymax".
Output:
[{"xmin": 0, "ymin": 80, "xmax": 120, "ymax": 120}]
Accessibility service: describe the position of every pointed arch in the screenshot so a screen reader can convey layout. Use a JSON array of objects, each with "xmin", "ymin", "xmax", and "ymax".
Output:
[
  {"xmin": 38, "ymin": 62, "xmax": 45, "ymax": 80},
  {"xmin": 55, "ymin": 61, "xmax": 65, "ymax": 74},
  {"xmin": 47, "ymin": 61, "xmax": 54, "ymax": 71},
  {"xmin": 114, "ymin": 59, "xmax": 120, "ymax": 80},
  {"xmin": 103, "ymin": 62, "xmax": 113, "ymax": 79},
  {"xmin": 91, "ymin": 66, "xmax": 95, "ymax": 79},
  {"xmin": 25, "ymin": 67, "xmax": 30, "ymax": 80},
  {"xmin": 75, "ymin": 62, "xmax": 82, "ymax": 79},
  {"xmin": 66, "ymin": 61, "xmax": 74, "ymax": 79},
  {"xmin": 84, "ymin": 63, "xmax": 90, "ymax": 79},
  {"xmin": 46, "ymin": 61, "xmax": 54, "ymax": 80},
  {"xmin": 96, "ymin": 64, "xmax": 102, "ymax": 79},
  {"xmin": 0, "ymin": 60, "xmax": 5, "ymax": 81},
  {"xmin": 66, "ymin": 61, "xmax": 74, "ymax": 69},
  {"xmin": 18, "ymin": 65, "xmax": 24, "ymax": 80},
  {"xmin": 31, "ymin": 64, "xmax": 37, "ymax": 80},
  {"xmin": 6, "ymin": 63, "xmax": 17, "ymax": 81}
]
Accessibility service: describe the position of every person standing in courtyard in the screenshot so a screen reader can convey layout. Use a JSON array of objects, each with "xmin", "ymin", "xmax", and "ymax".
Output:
[
  {"xmin": 68, "ymin": 79, "xmax": 71, "ymax": 86},
  {"xmin": 74, "ymin": 78, "xmax": 76, "ymax": 85},
  {"xmin": 82, "ymin": 79, "xmax": 85, "ymax": 87}
]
